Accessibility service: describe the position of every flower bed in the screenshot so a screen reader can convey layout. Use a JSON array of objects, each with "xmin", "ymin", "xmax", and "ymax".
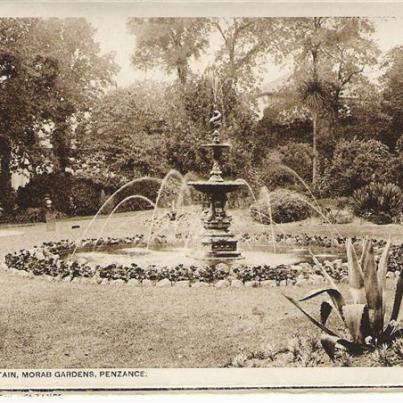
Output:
[{"xmin": 2, "ymin": 233, "xmax": 402, "ymax": 287}]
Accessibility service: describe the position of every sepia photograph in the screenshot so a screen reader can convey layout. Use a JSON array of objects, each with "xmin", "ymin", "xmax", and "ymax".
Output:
[{"xmin": 0, "ymin": 0, "xmax": 403, "ymax": 393}]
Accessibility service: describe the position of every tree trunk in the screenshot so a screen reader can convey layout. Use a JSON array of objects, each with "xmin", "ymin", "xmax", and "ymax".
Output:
[
  {"xmin": 312, "ymin": 111, "xmax": 318, "ymax": 190},
  {"xmin": 177, "ymin": 62, "xmax": 188, "ymax": 86},
  {"xmin": 0, "ymin": 135, "xmax": 14, "ymax": 213},
  {"xmin": 52, "ymin": 120, "xmax": 70, "ymax": 172}
]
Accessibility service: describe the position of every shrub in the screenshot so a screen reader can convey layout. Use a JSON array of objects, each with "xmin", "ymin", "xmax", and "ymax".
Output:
[
  {"xmin": 352, "ymin": 182, "xmax": 403, "ymax": 224},
  {"xmin": 254, "ymin": 147, "xmax": 313, "ymax": 192},
  {"xmin": 250, "ymin": 188, "xmax": 311, "ymax": 224},
  {"xmin": 113, "ymin": 179, "xmax": 160, "ymax": 212},
  {"xmin": 16, "ymin": 173, "xmax": 71, "ymax": 212},
  {"xmin": 278, "ymin": 142, "xmax": 313, "ymax": 183},
  {"xmin": 324, "ymin": 208, "xmax": 354, "ymax": 224},
  {"xmin": 17, "ymin": 173, "xmax": 103, "ymax": 217},
  {"xmin": 70, "ymin": 177, "xmax": 102, "ymax": 216},
  {"xmin": 322, "ymin": 139, "xmax": 393, "ymax": 197}
]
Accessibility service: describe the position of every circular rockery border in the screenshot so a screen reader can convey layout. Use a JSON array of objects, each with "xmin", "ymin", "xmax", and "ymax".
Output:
[{"xmin": 2, "ymin": 233, "xmax": 402, "ymax": 288}]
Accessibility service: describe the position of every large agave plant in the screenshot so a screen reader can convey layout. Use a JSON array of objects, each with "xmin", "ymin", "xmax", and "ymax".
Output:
[{"xmin": 284, "ymin": 239, "xmax": 403, "ymax": 360}]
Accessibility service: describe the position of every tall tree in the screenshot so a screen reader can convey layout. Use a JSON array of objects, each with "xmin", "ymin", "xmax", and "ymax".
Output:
[
  {"xmin": 30, "ymin": 18, "xmax": 118, "ymax": 172},
  {"xmin": 0, "ymin": 18, "xmax": 118, "ymax": 212},
  {"xmin": 212, "ymin": 18, "xmax": 289, "ymax": 91},
  {"xmin": 0, "ymin": 19, "xmax": 44, "ymax": 212},
  {"xmin": 127, "ymin": 18, "xmax": 211, "ymax": 85},
  {"xmin": 381, "ymin": 45, "xmax": 403, "ymax": 149},
  {"xmin": 283, "ymin": 17, "xmax": 379, "ymax": 188}
]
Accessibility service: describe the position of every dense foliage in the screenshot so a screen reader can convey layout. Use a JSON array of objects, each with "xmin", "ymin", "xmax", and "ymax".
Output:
[
  {"xmin": 250, "ymin": 188, "xmax": 312, "ymax": 224},
  {"xmin": 1, "ymin": 17, "xmax": 403, "ymax": 226},
  {"xmin": 16, "ymin": 173, "xmax": 103, "ymax": 217},
  {"xmin": 0, "ymin": 18, "xmax": 117, "ymax": 213},
  {"xmin": 352, "ymin": 182, "xmax": 403, "ymax": 224}
]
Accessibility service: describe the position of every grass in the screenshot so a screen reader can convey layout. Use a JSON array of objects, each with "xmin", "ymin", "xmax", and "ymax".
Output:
[
  {"xmin": 0, "ymin": 272, "xmax": 323, "ymax": 368},
  {"xmin": 0, "ymin": 208, "xmax": 401, "ymax": 368},
  {"xmin": 0, "ymin": 271, "xmax": 399, "ymax": 368}
]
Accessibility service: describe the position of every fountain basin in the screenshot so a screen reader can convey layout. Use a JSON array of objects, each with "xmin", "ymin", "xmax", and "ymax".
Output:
[{"xmin": 68, "ymin": 243, "xmax": 341, "ymax": 269}]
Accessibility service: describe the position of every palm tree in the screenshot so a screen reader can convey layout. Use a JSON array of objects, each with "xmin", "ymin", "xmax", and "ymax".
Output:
[{"xmin": 299, "ymin": 79, "xmax": 332, "ymax": 190}]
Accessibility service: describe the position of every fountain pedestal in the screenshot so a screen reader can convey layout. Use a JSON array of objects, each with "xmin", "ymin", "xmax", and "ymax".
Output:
[{"xmin": 187, "ymin": 111, "xmax": 244, "ymax": 261}]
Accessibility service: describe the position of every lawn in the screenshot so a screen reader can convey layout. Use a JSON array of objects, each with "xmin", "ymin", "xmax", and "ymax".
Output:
[
  {"xmin": 0, "ymin": 271, "xmax": 308, "ymax": 368},
  {"xmin": 0, "ymin": 209, "xmax": 401, "ymax": 368}
]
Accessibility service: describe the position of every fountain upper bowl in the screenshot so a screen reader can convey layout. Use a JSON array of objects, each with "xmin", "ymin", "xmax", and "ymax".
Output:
[{"xmin": 187, "ymin": 180, "xmax": 245, "ymax": 193}]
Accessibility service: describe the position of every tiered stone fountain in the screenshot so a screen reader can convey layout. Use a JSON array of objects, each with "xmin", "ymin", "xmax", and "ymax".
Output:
[{"xmin": 187, "ymin": 110, "xmax": 245, "ymax": 261}]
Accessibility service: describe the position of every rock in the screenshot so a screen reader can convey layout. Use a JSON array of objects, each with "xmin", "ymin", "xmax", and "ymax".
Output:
[
  {"xmin": 309, "ymin": 274, "xmax": 324, "ymax": 285},
  {"xmin": 299, "ymin": 262, "xmax": 312, "ymax": 272},
  {"xmin": 245, "ymin": 281, "xmax": 259, "ymax": 288},
  {"xmin": 141, "ymin": 279, "xmax": 153, "ymax": 287},
  {"xmin": 230, "ymin": 279, "xmax": 244, "ymax": 288},
  {"xmin": 215, "ymin": 263, "xmax": 230, "ymax": 273},
  {"xmin": 215, "ymin": 279, "xmax": 230, "ymax": 288},
  {"xmin": 62, "ymin": 276, "xmax": 72, "ymax": 282},
  {"xmin": 127, "ymin": 279, "xmax": 140, "ymax": 286},
  {"xmin": 261, "ymin": 280, "xmax": 277, "ymax": 287},
  {"xmin": 175, "ymin": 280, "xmax": 190, "ymax": 288},
  {"xmin": 295, "ymin": 278, "xmax": 308, "ymax": 286},
  {"xmin": 33, "ymin": 250, "xmax": 45, "ymax": 260},
  {"xmin": 192, "ymin": 281, "xmax": 209, "ymax": 288},
  {"xmin": 91, "ymin": 276, "xmax": 103, "ymax": 285},
  {"xmin": 156, "ymin": 278, "xmax": 171, "ymax": 288}
]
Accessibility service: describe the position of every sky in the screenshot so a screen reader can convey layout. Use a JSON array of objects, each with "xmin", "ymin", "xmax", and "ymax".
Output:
[{"xmin": 88, "ymin": 17, "xmax": 403, "ymax": 89}]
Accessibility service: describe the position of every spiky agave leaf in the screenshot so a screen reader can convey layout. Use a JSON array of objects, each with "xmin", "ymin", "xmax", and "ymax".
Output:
[
  {"xmin": 282, "ymin": 293, "xmax": 339, "ymax": 337},
  {"xmin": 346, "ymin": 238, "xmax": 366, "ymax": 304},
  {"xmin": 362, "ymin": 241, "xmax": 383, "ymax": 335},
  {"xmin": 377, "ymin": 241, "xmax": 391, "ymax": 318},
  {"xmin": 360, "ymin": 239, "xmax": 371, "ymax": 273},
  {"xmin": 299, "ymin": 288, "xmax": 346, "ymax": 318},
  {"xmin": 342, "ymin": 304, "xmax": 371, "ymax": 344},
  {"xmin": 320, "ymin": 301, "xmax": 333, "ymax": 325},
  {"xmin": 380, "ymin": 320, "xmax": 403, "ymax": 345},
  {"xmin": 310, "ymin": 252, "xmax": 344, "ymax": 321},
  {"xmin": 320, "ymin": 334, "xmax": 364, "ymax": 360},
  {"xmin": 390, "ymin": 268, "xmax": 403, "ymax": 322}
]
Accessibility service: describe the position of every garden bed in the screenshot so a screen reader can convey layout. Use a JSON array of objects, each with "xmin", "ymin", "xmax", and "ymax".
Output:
[{"xmin": 2, "ymin": 233, "xmax": 402, "ymax": 287}]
